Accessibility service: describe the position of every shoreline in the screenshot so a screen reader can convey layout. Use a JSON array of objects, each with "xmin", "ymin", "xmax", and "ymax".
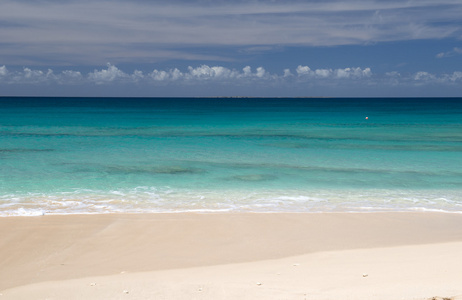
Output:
[
  {"xmin": 3, "ymin": 187, "xmax": 462, "ymax": 217},
  {"xmin": 2, "ymin": 212, "xmax": 462, "ymax": 299},
  {"xmin": 3, "ymin": 208, "xmax": 462, "ymax": 218}
]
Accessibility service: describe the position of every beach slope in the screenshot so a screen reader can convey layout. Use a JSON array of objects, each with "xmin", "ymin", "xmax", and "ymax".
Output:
[{"xmin": 1, "ymin": 213, "xmax": 462, "ymax": 299}]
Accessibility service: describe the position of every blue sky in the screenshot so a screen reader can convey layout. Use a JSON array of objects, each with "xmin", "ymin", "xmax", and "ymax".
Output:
[{"xmin": 0, "ymin": 0, "xmax": 461, "ymax": 97}]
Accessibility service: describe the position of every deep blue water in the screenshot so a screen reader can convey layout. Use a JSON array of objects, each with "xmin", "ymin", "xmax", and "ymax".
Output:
[{"xmin": 1, "ymin": 97, "xmax": 461, "ymax": 215}]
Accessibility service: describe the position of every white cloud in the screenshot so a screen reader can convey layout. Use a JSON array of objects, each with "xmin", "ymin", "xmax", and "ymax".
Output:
[
  {"xmin": 17, "ymin": 68, "xmax": 57, "ymax": 83},
  {"xmin": 57, "ymin": 70, "xmax": 83, "ymax": 84},
  {"xmin": 442, "ymin": 71, "xmax": 462, "ymax": 82},
  {"xmin": 242, "ymin": 66, "xmax": 252, "ymax": 77},
  {"xmin": 449, "ymin": 71, "xmax": 462, "ymax": 81},
  {"xmin": 283, "ymin": 69, "xmax": 293, "ymax": 77},
  {"xmin": 5, "ymin": 68, "xmax": 82, "ymax": 84},
  {"xmin": 414, "ymin": 71, "xmax": 437, "ymax": 81},
  {"xmin": 186, "ymin": 65, "xmax": 239, "ymax": 80},
  {"xmin": 170, "ymin": 69, "xmax": 183, "ymax": 81},
  {"xmin": 88, "ymin": 63, "xmax": 129, "ymax": 84},
  {"xmin": 335, "ymin": 69, "xmax": 351, "ymax": 79},
  {"xmin": 296, "ymin": 65, "xmax": 312, "ymax": 76},
  {"xmin": 148, "ymin": 68, "xmax": 184, "ymax": 81},
  {"xmin": 385, "ymin": 71, "xmax": 401, "ymax": 77},
  {"xmin": 411, "ymin": 70, "xmax": 462, "ymax": 84},
  {"xmin": 296, "ymin": 65, "xmax": 371, "ymax": 79},
  {"xmin": 23, "ymin": 68, "xmax": 43, "ymax": 79},
  {"xmin": 0, "ymin": 65, "xmax": 7, "ymax": 77},
  {"xmin": 315, "ymin": 69, "xmax": 331, "ymax": 78},
  {"xmin": 436, "ymin": 47, "xmax": 462, "ymax": 58},
  {"xmin": 335, "ymin": 67, "xmax": 372, "ymax": 79},
  {"xmin": 149, "ymin": 70, "xmax": 171, "ymax": 81},
  {"xmin": 147, "ymin": 65, "xmax": 275, "ymax": 82},
  {"xmin": 61, "ymin": 70, "xmax": 83, "ymax": 80},
  {"xmin": 132, "ymin": 70, "xmax": 144, "ymax": 82},
  {"xmin": 256, "ymin": 67, "xmax": 266, "ymax": 78}
]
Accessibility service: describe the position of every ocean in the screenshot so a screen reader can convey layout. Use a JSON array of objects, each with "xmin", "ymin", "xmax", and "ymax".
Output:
[{"xmin": 1, "ymin": 97, "xmax": 461, "ymax": 216}]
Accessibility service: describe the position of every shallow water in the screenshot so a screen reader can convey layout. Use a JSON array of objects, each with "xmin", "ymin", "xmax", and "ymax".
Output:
[{"xmin": 1, "ymin": 97, "xmax": 461, "ymax": 216}]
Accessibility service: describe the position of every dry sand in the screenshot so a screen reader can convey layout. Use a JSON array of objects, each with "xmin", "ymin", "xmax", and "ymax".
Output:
[{"xmin": 1, "ymin": 212, "xmax": 462, "ymax": 299}]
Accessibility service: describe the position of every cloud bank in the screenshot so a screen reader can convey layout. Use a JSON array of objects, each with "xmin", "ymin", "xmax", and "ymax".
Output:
[
  {"xmin": 0, "ymin": 63, "xmax": 374, "ymax": 85},
  {"xmin": 1, "ymin": 64, "xmax": 461, "ymax": 89}
]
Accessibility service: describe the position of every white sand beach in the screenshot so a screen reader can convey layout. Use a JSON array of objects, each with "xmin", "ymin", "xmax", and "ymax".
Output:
[{"xmin": 1, "ymin": 212, "xmax": 462, "ymax": 299}]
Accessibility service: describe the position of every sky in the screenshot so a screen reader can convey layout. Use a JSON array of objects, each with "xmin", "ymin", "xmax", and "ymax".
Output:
[{"xmin": 0, "ymin": 0, "xmax": 461, "ymax": 97}]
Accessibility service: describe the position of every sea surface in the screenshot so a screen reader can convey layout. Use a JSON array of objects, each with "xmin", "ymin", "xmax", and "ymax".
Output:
[{"xmin": 1, "ymin": 97, "xmax": 461, "ymax": 216}]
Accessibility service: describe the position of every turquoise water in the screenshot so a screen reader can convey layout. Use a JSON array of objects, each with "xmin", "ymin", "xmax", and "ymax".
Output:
[{"xmin": 1, "ymin": 97, "xmax": 461, "ymax": 216}]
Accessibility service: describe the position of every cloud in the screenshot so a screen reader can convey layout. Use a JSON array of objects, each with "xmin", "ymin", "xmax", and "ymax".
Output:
[
  {"xmin": 414, "ymin": 71, "xmax": 437, "ymax": 81},
  {"xmin": 1, "ymin": 63, "xmax": 374, "ymax": 86},
  {"xmin": 242, "ymin": 66, "xmax": 252, "ymax": 77},
  {"xmin": 413, "ymin": 71, "xmax": 462, "ymax": 84},
  {"xmin": 447, "ymin": 71, "xmax": 462, "ymax": 82},
  {"xmin": 296, "ymin": 66, "xmax": 372, "ymax": 79},
  {"xmin": 8, "ymin": 68, "xmax": 57, "ymax": 84},
  {"xmin": 149, "ymin": 65, "xmax": 275, "ymax": 82},
  {"xmin": 436, "ymin": 47, "xmax": 462, "ymax": 58},
  {"xmin": 1, "ymin": 64, "xmax": 462, "ymax": 92},
  {"xmin": 0, "ymin": 67, "xmax": 84, "ymax": 85},
  {"xmin": 315, "ymin": 69, "xmax": 331, "ymax": 78},
  {"xmin": 1, "ymin": 63, "xmax": 462, "ymax": 97},
  {"xmin": 335, "ymin": 67, "xmax": 372, "ymax": 79},
  {"xmin": 0, "ymin": 65, "xmax": 7, "ymax": 76},
  {"xmin": 61, "ymin": 70, "xmax": 83, "ymax": 80},
  {"xmin": 256, "ymin": 67, "xmax": 267, "ymax": 78},
  {"xmin": 88, "ymin": 64, "xmax": 129, "ymax": 84},
  {"xmin": 385, "ymin": 71, "xmax": 401, "ymax": 77},
  {"xmin": 150, "ymin": 69, "xmax": 177, "ymax": 81},
  {"xmin": 185, "ymin": 65, "xmax": 240, "ymax": 80},
  {"xmin": 296, "ymin": 66, "xmax": 312, "ymax": 76},
  {"xmin": 1, "ymin": 0, "xmax": 462, "ymax": 65},
  {"xmin": 283, "ymin": 69, "xmax": 293, "ymax": 77},
  {"xmin": 0, "ymin": 65, "xmax": 8, "ymax": 80}
]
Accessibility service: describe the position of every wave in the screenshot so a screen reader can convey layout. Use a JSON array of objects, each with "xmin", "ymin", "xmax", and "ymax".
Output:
[{"xmin": 1, "ymin": 188, "xmax": 461, "ymax": 216}]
